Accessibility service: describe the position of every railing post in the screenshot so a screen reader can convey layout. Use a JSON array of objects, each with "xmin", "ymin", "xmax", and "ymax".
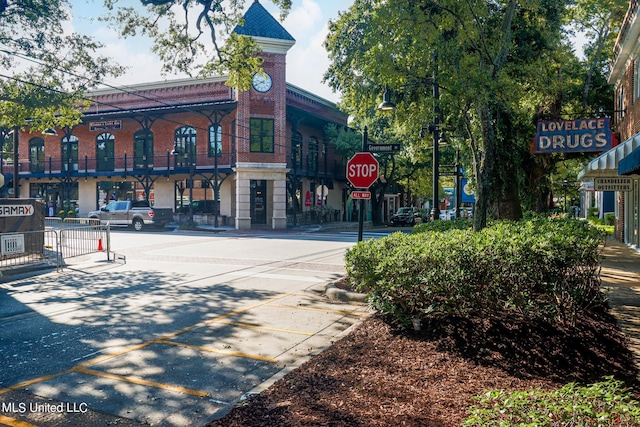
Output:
[{"xmin": 106, "ymin": 222, "xmax": 111, "ymax": 262}]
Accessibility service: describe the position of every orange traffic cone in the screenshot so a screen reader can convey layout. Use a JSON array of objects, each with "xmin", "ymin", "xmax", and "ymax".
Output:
[{"xmin": 97, "ymin": 238, "xmax": 104, "ymax": 251}]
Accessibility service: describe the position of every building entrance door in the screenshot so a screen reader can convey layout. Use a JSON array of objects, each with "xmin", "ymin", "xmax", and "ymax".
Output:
[{"xmin": 251, "ymin": 180, "xmax": 267, "ymax": 224}]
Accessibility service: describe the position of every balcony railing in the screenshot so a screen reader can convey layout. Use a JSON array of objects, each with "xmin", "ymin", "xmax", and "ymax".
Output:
[
  {"xmin": 2, "ymin": 153, "xmax": 348, "ymax": 182},
  {"xmin": 2, "ymin": 152, "xmax": 235, "ymax": 177}
]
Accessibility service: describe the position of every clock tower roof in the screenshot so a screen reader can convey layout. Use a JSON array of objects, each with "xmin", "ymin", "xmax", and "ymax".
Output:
[{"xmin": 234, "ymin": 1, "xmax": 295, "ymax": 44}]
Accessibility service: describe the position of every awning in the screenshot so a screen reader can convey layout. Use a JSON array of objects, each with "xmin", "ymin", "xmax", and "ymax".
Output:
[
  {"xmin": 619, "ymin": 145, "xmax": 640, "ymax": 175},
  {"xmin": 578, "ymin": 133, "xmax": 640, "ymax": 180}
]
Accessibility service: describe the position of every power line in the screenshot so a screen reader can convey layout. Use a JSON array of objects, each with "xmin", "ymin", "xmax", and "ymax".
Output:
[{"xmin": 0, "ymin": 50, "xmax": 338, "ymax": 151}]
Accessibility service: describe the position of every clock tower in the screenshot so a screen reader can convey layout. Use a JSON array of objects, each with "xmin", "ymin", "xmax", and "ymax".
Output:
[{"xmin": 232, "ymin": 0, "xmax": 295, "ymax": 229}]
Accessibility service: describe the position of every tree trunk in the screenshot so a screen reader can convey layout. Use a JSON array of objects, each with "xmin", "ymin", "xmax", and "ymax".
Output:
[{"xmin": 473, "ymin": 102, "xmax": 496, "ymax": 231}]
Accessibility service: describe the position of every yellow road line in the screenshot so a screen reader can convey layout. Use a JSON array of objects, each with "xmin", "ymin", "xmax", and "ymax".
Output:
[
  {"xmin": 72, "ymin": 367, "xmax": 209, "ymax": 398},
  {"xmin": 0, "ymin": 415, "xmax": 37, "ymax": 427},
  {"xmin": 157, "ymin": 339, "xmax": 278, "ymax": 363},
  {"xmin": 153, "ymin": 292, "xmax": 296, "ymax": 342},
  {"xmin": 267, "ymin": 303, "xmax": 358, "ymax": 316},
  {"xmin": 79, "ymin": 292, "xmax": 294, "ymax": 369},
  {"xmin": 75, "ymin": 341, "xmax": 154, "ymax": 368},
  {"xmin": 0, "ymin": 292, "xmax": 295, "ymax": 399},
  {"xmin": 216, "ymin": 320, "xmax": 314, "ymax": 336},
  {"xmin": 0, "ymin": 372, "xmax": 67, "ymax": 396}
]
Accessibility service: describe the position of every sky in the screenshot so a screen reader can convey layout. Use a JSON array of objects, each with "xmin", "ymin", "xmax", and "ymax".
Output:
[{"xmin": 70, "ymin": 0, "xmax": 354, "ymax": 103}]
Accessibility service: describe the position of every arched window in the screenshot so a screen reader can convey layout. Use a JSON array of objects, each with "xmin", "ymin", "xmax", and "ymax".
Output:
[
  {"xmin": 96, "ymin": 132, "xmax": 115, "ymax": 171},
  {"xmin": 29, "ymin": 137, "xmax": 44, "ymax": 173},
  {"xmin": 174, "ymin": 126, "xmax": 197, "ymax": 168},
  {"xmin": 62, "ymin": 134, "xmax": 78, "ymax": 172},
  {"xmin": 291, "ymin": 132, "xmax": 302, "ymax": 169},
  {"xmin": 208, "ymin": 124, "xmax": 222, "ymax": 157},
  {"xmin": 134, "ymin": 129, "xmax": 154, "ymax": 169},
  {"xmin": 308, "ymin": 136, "xmax": 318, "ymax": 173}
]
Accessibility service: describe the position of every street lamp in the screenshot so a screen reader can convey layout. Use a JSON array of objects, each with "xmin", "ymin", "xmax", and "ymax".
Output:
[
  {"xmin": 562, "ymin": 179, "xmax": 569, "ymax": 213},
  {"xmin": 12, "ymin": 126, "xmax": 18, "ymax": 198}
]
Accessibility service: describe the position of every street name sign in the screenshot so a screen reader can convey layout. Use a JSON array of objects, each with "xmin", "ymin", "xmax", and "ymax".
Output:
[
  {"xmin": 346, "ymin": 152, "xmax": 379, "ymax": 188},
  {"xmin": 367, "ymin": 143, "xmax": 400, "ymax": 153}
]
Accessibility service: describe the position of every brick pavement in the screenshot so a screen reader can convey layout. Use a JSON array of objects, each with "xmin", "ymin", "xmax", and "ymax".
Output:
[{"xmin": 600, "ymin": 236, "xmax": 640, "ymax": 373}]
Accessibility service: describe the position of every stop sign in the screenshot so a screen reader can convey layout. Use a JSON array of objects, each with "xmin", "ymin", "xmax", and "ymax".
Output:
[{"xmin": 346, "ymin": 152, "xmax": 379, "ymax": 188}]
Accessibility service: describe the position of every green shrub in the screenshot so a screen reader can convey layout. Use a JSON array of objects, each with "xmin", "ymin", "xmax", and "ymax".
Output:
[
  {"xmin": 464, "ymin": 377, "xmax": 640, "ymax": 426},
  {"xmin": 345, "ymin": 216, "xmax": 606, "ymax": 326},
  {"xmin": 413, "ymin": 218, "xmax": 474, "ymax": 234},
  {"xmin": 605, "ymin": 213, "xmax": 615, "ymax": 226}
]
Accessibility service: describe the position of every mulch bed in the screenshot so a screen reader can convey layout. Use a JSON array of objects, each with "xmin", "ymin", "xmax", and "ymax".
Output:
[{"xmin": 207, "ymin": 307, "xmax": 639, "ymax": 426}]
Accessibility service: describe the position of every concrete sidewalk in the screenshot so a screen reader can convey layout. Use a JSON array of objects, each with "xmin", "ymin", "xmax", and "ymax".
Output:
[{"xmin": 600, "ymin": 237, "xmax": 640, "ymax": 371}]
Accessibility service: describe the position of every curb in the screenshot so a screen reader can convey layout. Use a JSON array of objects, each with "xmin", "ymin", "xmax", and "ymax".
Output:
[
  {"xmin": 325, "ymin": 283, "xmax": 367, "ymax": 303},
  {"xmin": 197, "ymin": 281, "xmax": 369, "ymax": 426}
]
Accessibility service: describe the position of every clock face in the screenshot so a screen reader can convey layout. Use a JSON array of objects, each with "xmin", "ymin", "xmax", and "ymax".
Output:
[{"xmin": 252, "ymin": 72, "xmax": 272, "ymax": 93}]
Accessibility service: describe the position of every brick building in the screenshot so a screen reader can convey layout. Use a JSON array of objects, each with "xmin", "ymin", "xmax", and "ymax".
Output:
[
  {"xmin": 579, "ymin": 0, "xmax": 640, "ymax": 248},
  {"xmin": 4, "ymin": 1, "xmax": 350, "ymax": 229}
]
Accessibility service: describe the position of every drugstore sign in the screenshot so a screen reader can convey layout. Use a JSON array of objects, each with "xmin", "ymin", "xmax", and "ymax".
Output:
[{"xmin": 533, "ymin": 118, "xmax": 613, "ymax": 153}]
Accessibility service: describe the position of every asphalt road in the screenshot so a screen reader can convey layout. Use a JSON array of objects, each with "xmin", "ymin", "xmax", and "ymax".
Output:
[{"xmin": 0, "ymin": 228, "xmax": 379, "ymax": 426}]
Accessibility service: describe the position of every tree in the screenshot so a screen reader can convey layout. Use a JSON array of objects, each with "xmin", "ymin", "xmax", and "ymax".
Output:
[
  {"xmin": 0, "ymin": 0, "xmax": 124, "ymax": 132},
  {"xmin": 102, "ymin": 0, "xmax": 291, "ymax": 90},
  {"xmin": 325, "ymin": 120, "xmax": 400, "ymax": 226},
  {"xmin": 323, "ymin": 0, "xmax": 606, "ymax": 231}
]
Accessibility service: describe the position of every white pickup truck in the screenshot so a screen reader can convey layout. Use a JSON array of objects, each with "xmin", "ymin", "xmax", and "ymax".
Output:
[{"xmin": 88, "ymin": 200, "xmax": 173, "ymax": 231}]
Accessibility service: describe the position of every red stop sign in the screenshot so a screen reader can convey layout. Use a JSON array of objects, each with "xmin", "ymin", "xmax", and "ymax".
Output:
[{"xmin": 346, "ymin": 152, "xmax": 379, "ymax": 188}]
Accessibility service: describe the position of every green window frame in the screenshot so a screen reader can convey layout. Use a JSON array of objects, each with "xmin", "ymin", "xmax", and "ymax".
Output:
[
  {"xmin": 208, "ymin": 124, "xmax": 222, "ymax": 157},
  {"xmin": 62, "ymin": 135, "xmax": 78, "ymax": 172},
  {"xmin": 174, "ymin": 126, "xmax": 197, "ymax": 168},
  {"xmin": 96, "ymin": 132, "xmax": 115, "ymax": 172},
  {"xmin": 29, "ymin": 137, "xmax": 45, "ymax": 173},
  {"xmin": 291, "ymin": 132, "xmax": 302, "ymax": 169},
  {"xmin": 307, "ymin": 136, "xmax": 318, "ymax": 173},
  {"xmin": 250, "ymin": 118, "xmax": 274, "ymax": 153},
  {"xmin": 134, "ymin": 129, "xmax": 154, "ymax": 169}
]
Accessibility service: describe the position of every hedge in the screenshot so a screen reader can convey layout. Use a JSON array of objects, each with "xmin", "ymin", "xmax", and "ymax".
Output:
[{"xmin": 345, "ymin": 217, "xmax": 605, "ymax": 326}]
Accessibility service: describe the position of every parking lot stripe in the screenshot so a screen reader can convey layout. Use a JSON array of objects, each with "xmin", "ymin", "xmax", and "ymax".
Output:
[
  {"xmin": 157, "ymin": 339, "xmax": 278, "ymax": 363},
  {"xmin": 0, "ymin": 372, "xmax": 67, "ymax": 396},
  {"xmin": 0, "ymin": 293, "xmax": 295, "ymax": 401},
  {"xmin": 0, "ymin": 415, "xmax": 37, "ymax": 427},
  {"xmin": 267, "ymin": 303, "xmax": 359, "ymax": 316},
  {"xmin": 72, "ymin": 367, "xmax": 211, "ymax": 399},
  {"xmin": 216, "ymin": 320, "xmax": 314, "ymax": 336}
]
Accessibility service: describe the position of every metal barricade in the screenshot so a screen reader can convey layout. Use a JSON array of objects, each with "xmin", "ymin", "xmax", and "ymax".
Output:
[
  {"xmin": 0, "ymin": 229, "xmax": 61, "ymax": 273},
  {"xmin": 2, "ymin": 219, "xmax": 110, "ymax": 274},
  {"xmin": 58, "ymin": 224, "xmax": 106, "ymax": 259}
]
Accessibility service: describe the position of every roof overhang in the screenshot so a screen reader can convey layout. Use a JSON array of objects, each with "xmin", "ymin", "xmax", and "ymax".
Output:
[
  {"xmin": 578, "ymin": 133, "xmax": 640, "ymax": 179},
  {"xmin": 610, "ymin": 6, "xmax": 640, "ymax": 84}
]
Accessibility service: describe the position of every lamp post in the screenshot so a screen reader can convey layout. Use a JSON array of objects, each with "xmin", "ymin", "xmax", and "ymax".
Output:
[
  {"xmin": 563, "ymin": 179, "xmax": 568, "ymax": 213},
  {"xmin": 12, "ymin": 126, "xmax": 19, "ymax": 198}
]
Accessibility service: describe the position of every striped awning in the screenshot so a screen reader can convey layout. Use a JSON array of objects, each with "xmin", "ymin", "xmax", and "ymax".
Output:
[
  {"xmin": 578, "ymin": 133, "xmax": 640, "ymax": 179},
  {"xmin": 619, "ymin": 145, "xmax": 640, "ymax": 175}
]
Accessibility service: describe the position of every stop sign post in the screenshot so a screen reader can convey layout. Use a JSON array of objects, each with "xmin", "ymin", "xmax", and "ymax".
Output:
[{"xmin": 347, "ymin": 152, "xmax": 379, "ymax": 189}]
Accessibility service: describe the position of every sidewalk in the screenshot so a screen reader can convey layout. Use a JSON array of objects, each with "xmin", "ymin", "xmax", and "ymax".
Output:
[{"xmin": 600, "ymin": 237, "xmax": 640, "ymax": 371}]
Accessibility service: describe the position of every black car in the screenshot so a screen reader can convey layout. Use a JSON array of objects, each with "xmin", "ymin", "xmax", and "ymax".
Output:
[
  {"xmin": 391, "ymin": 207, "xmax": 417, "ymax": 226},
  {"xmin": 177, "ymin": 200, "xmax": 217, "ymax": 214}
]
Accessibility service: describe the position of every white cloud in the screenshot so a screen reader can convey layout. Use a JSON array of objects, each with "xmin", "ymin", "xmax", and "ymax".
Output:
[{"xmin": 280, "ymin": 1, "xmax": 340, "ymax": 102}]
